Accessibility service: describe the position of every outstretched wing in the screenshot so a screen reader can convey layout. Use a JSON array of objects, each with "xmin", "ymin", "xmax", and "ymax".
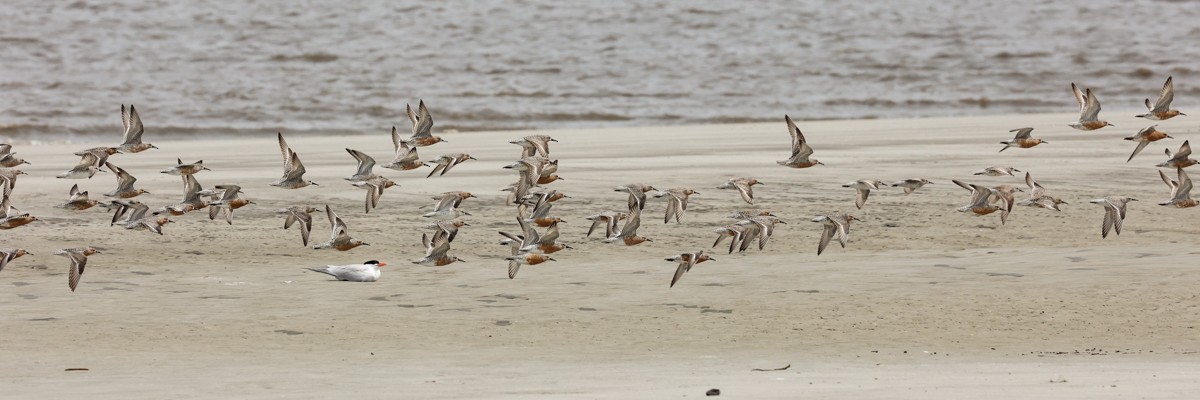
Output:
[
  {"xmin": 1081, "ymin": 88, "xmax": 1102, "ymax": 121},
  {"xmin": 1151, "ymin": 76, "xmax": 1174, "ymax": 113},
  {"xmin": 122, "ymin": 104, "xmax": 146, "ymax": 145},
  {"xmin": 1071, "ymin": 83, "xmax": 1086, "ymax": 114},
  {"xmin": 68, "ymin": 252, "xmax": 87, "ymax": 292},
  {"xmin": 1010, "ymin": 127, "xmax": 1034, "ymax": 140},
  {"xmin": 734, "ymin": 181, "xmax": 754, "ymax": 204},
  {"xmin": 817, "ymin": 221, "xmax": 835, "ymax": 255}
]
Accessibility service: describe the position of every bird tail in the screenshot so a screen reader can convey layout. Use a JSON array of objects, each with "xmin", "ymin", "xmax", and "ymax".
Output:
[{"xmin": 304, "ymin": 268, "xmax": 336, "ymax": 277}]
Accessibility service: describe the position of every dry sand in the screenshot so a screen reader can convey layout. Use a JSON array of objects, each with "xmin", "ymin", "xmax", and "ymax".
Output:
[{"xmin": 2, "ymin": 112, "xmax": 1199, "ymax": 398}]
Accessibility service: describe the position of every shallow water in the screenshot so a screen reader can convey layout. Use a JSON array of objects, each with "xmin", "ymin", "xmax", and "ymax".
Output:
[{"xmin": 2, "ymin": 0, "xmax": 1198, "ymax": 141}]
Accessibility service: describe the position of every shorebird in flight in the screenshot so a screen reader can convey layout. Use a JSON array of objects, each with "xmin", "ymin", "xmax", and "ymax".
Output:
[
  {"xmin": 1068, "ymin": 83, "xmax": 1113, "ymax": 131},
  {"xmin": 777, "ymin": 115, "xmax": 823, "ymax": 168},
  {"xmin": 1136, "ymin": 76, "xmax": 1185, "ymax": 121}
]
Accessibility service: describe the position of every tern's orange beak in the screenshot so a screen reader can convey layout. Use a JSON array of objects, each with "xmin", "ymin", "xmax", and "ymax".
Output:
[{"xmin": 377, "ymin": 262, "xmax": 388, "ymax": 267}]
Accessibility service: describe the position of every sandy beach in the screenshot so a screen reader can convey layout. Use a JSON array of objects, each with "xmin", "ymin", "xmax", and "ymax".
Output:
[{"xmin": 2, "ymin": 112, "xmax": 1199, "ymax": 398}]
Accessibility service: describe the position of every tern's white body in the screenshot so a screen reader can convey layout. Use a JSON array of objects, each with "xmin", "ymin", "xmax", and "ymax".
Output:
[{"xmin": 306, "ymin": 261, "xmax": 384, "ymax": 282}]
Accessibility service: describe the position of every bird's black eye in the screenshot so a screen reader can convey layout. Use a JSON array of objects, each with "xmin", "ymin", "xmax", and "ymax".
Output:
[{"xmin": 365, "ymin": 260, "xmax": 380, "ymax": 264}]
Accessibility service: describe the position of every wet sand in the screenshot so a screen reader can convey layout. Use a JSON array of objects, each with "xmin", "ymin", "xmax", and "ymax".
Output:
[{"xmin": 2, "ymin": 112, "xmax": 1199, "ymax": 398}]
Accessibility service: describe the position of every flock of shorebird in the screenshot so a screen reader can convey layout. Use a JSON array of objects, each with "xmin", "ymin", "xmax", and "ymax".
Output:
[{"xmin": 0, "ymin": 77, "xmax": 1194, "ymax": 290}]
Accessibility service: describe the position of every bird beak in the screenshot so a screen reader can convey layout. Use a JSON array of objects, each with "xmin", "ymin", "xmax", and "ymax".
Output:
[{"xmin": 378, "ymin": 262, "xmax": 388, "ymax": 267}]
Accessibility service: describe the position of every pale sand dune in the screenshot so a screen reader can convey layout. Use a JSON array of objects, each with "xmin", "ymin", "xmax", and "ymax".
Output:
[{"xmin": 3, "ymin": 112, "xmax": 1200, "ymax": 398}]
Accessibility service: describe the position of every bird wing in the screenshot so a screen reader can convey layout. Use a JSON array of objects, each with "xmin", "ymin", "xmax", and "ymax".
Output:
[
  {"xmin": 390, "ymin": 126, "xmax": 403, "ymax": 152},
  {"xmin": 518, "ymin": 216, "xmax": 540, "ymax": 249},
  {"xmin": 413, "ymin": 100, "xmax": 434, "ymax": 138},
  {"xmin": 616, "ymin": 209, "xmax": 642, "ymax": 238},
  {"xmin": 406, "ymin": 103, "xmax": 420, "ymax": 136},
  {"xmin": 817, "ymin": 220, "xmax": 835, "ymax": 255},
  {"xmin": 68, "ymin": 252, "xmax": 87, "ymax": 291},
  {"xmin": 298, "ymin": 213, "xmax": 313, "ymax": 246},
  {"xmin": 671, "ymin": 253, "xmax": 699, "ymax": 288},
  {"xmin": 1178, "ymin": 140, "xmax": 1192, "ymax": 159},
  {"xmin": 1128, "ymin": 140, "xmax": 1151, "ymax": 163},
  {"xmin": 1100, "ymin": 207, "xmax": 1115, "ymax": 238},
  {"xmin": 1160, "ymin": 169, "xmax": 1179, "ymax": 195},
  {"xmin": 440, "ymin": 155, "xmax": 466, "ymax": 176},
  {"xmin": 324, "ymin": 205, "xmax": 340, "ymax": 231},
  {"xmin": 122, "ymin": 104, "xmax": 146, "ymax": 145},
  {"xmin": 1174, "ymin": 169, "xmax": 1194, "ymax": 202},
  {"xmin": 527, "ymin": 136, "xmax": 552, "ymax": 157},
  {"xmin": 110, "ymin": 162, "xmax": 138, "ymax": 191},
  {"xmin": 277, "ymin": 132, "xmax": 294, "ymax": 164},
  {"xmin": 1081, "ymin": 88, "xmax": 1102, "ymax": 121},
  {"xmin": 785, "ymin": 115, "xmax": 804, "ymax": 153},
  {"xmin": 952, "ymin": 179, "xmax": 974, "ymax": 192},
  {"xmin": 1071, "ymin": 83, "xmax": 1086, "ymax": 114},
  {"xmin": 734, "ymin": 181, "xmax": 754, "ymax": 204},
  {"xmin": 855, "ymin": 188, "xmax": 869, "ymax": 209},
  {"xmin": 346, "ymin": 148, "xmax": 376, "ymax": 177},
  {"xmin": 285, "ymin": 152, "xmax": 308, "ymax": 181},
  {"xmin": 1151, "ymin": 76, "xmax": 1174, "ymax": 113},
  {"xmin": 428, "ymin": 234, "xmax": 451, "ymax": 258},
  {"xmin": 663, "ymin": 197, "xmax": 679, "ymax": 224},
  {"xmin": 1024, "ymin": 172, "xmax": 1044, "ymax": 198},
  {"xmin": 586, "ymin": 216, "xmax": 604, "ymax": 238},
  {"xmin": 670, "ymin": 258, "xmax": 690, "ymax": 288},
  {"xmin": 507, "ymin": 260, "xmax": 521, "ymax": 279},
  {"xmin": 216, "ymin": 185, "xmax": 242, "ymax": 202},
  {"xmin": 68, "ymin": 184, "xmax": 83, "ymax": 201},
  {"xmin": 77, "ymin": 153, "xmax": 101, "ymax": 168},
  {"xmin": 1010, "ymin": 127, "xmax": 1034, "ymax": 140},
  {"xmin": 967, "ymin": 185, "xmax": 993, "ymax": 208},
  {"xmin": 834, "ymin": 215, "xmax": 852, "ymax": 248},
  {"xmin": 426, "ymin": 159, "xmax": 447, "ymax": 178}
]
